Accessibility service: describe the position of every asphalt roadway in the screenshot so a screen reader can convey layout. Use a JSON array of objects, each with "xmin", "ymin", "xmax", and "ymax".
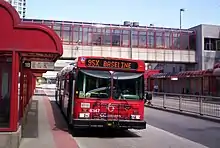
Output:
[
  {"xmin": 42, "ymin": 87, "xmax": 220, "ymax": 148},
  {"xmin": 146, "ymin": 107, "xmax": 220, "ymax": 148}
]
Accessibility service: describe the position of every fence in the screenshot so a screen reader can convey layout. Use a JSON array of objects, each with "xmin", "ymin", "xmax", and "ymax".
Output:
[{"xmin": 149, "ymin": 92, "xmax": 220, "ymax": 119}]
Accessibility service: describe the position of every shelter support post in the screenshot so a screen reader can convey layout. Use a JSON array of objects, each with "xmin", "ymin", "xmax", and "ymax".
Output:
[{"xmin": 10, "ymin": 51, "xmax": 19, "ymax": 131}]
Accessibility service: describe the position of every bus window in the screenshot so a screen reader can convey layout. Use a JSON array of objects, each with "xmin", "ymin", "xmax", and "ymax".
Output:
[
  {"xmin": 0, "ymin": 57, "xmax": 12, "ymax": 128},
  {"xmin": 76, "ymin": 70, "xmax": 111, "ymax": 99},
  {"xmin": 113, "ymin": 72, "xmax": 144, "ymax": 100}
]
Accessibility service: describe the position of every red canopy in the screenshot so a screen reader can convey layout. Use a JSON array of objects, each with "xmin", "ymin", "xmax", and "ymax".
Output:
[
  {"xmin": 177, "ymin": 70, "xmax": 212, "ymax": 77},
  {"xmin": 0, "ymin": 1, "xmax": 63, "ymax": 61},
  {"xmin": 214, "ymin": 63, "xmax": 220, "ymax": 69}
]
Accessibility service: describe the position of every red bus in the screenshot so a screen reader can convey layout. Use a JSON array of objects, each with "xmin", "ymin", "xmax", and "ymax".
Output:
[{"xmin": 55, "ymin": 56, "xmax": 146, "ymax": 130}]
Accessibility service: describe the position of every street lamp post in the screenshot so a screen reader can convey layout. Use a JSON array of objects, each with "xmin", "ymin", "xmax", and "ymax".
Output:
[
  {"xmin": 130, "ymin": 26, "xmax": 133, "ymax": 59},
  {"xmin": 180, "ymin": 8, "xmax": 185, "ymax": 29},
  {"xmin": 124, "ymin": 21, "xmax": 139, "ymax": 59}
]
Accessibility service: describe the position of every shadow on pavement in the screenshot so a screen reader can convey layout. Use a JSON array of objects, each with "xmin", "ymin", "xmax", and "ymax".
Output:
[
  {"xmin": 71, "ymin": 128, "xmax": 141, "ymax": 138},
  {"xmin": 187, "ymin": 126, "xmax": 220, "ymax": 132},
  {"xmin": 22, "ymin": 100, "xmax": 39, "ymax": 138},
  {"xmin": 49, "ymin": 100, "xmax": 69, "ymax": 133}
]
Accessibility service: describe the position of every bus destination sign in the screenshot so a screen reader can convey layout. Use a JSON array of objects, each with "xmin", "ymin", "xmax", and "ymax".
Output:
[{"xmin": 85, "ymin": 59, "xmax": 138, "ymax": 70}]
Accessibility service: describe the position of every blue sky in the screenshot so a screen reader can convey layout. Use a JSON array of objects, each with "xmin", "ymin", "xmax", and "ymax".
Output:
[{"xmin": 26, "ymin": 0, "xmax": 219, "ymax": 29}]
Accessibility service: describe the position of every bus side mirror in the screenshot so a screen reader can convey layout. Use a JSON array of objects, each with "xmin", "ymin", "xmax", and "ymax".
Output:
[{"xmin": 73, "ymin": 72, "xmax": 76, "ymax": 80}]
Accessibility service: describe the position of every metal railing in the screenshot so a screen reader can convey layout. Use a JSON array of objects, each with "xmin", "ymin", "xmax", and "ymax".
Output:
[{"xmin": 148, "ymin": 92, "xmax": 220, "ymax": 119}]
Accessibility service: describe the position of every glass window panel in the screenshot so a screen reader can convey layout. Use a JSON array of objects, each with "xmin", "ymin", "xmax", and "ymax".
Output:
[
  {"xmin": 55, "ymin": 30, "xmax": 61, "ymax": 38},
  {"xmin": 83, "ymin": 27, "xmax": 88, "ymax": 44},
  {"xmin": 113, "ymin": 29, "xmax": 121, "ymax": 34},
  {"xmin": 106, "ymin": 29, "xmax": 111, "ymax": 34},
  {"xmin": 103, "ymin": 34, "xmax": 111, "ymax": 46},
  {"xmin": 173, "ymin": 33, "xmax": 180, "ymax": 49},
  {"xmin": 83, "ymin": 27, "xmax": 88, "ymax": 32},
  {"xmin": 132, "ymin": 35, "xmax": 138, "ymax": 47},
  {"xmin": 156, "ymin": 32, "xmax": 163, "ymax": 48},
  {"xmin": 63, "ymin": 24, "xmax": 71, "ymax": 31},
  {"xmin": 139, "ymin": 31, "xmax": 147, "ymax": 47},
  {"xmin": 88, "ymin": 27, "xmax": 93, "ymax": 32},
  {"xmin": 73, "ymin": 31, "xmax": 79, "ymax": 43},
  {"xmin": 123, "ymin": 30, "xmax": 129, "ymax": 35},
  {"xmin": 43, "ymin": 23, "xmax": 52, "ymax": 28},
  {"xmin": 79, "ymin": 27, "xmax": 83, "ymax": 32},
  {"xmin": 112, "ymin": 72, "xmax": 144, "ymax": 100},
  {"xmin": 122, "ymin": 34, "xmax": 129, "ymax": 46},
  {"xmin": 73, "ymin": 31, "xmax": 82, "ymax": 43},
  {"xmin": 164, "ymin": 32, "xmax": 171, "ymax": 48},
  {"xmin": 92, "ymin": 34, "xmax": 102, "ymax": 45},
  {"xmin": 97, "ymin": 28, "xmax": 101, "ymax": 33},
  {"xmin": 0, "ymin": 54, "xmax": 12, "ymax": 128},
  {"xmin": 73, "ymin": 25, "xmax": 80, "ymax": 31},
  {"xmin": 169, "ymin": 33, "xmax": 173, "ymax": 48},
  {"xmin": 93, "ymin": 28, "xmax": 97, "ymax": 32},
  {"xmin": 112, "ymin": 29, "xmax": 121, "ymax": 46},
  {"xmin": 132, "ymin": 30, "xmax": 138, "ymax": 35},
  {"xmin": 62, "ymin": 24, "xmax": 71, "ymax": 42},
  {"xmin": 88, "ymin": 32, "xmax": 92, "ymax": 45},
  {"xmin": 76, "ymin": 70, "xmax": 111, "ymax": 99},
  {"xmin": 189, "ymin": 34, "xmax": 196, "ymax": 50},
  {"xmin": 63, "ymin": 31, "xmax": 70, "ymax": 42},
  {"xmin": 147, "ymin": 31, "xmax": 154, "ymax": 48},
  {"xmin": 180, "ymin": 32, "xmax": 189, "ymax": 50},
  {"xmin": 101, "ymin": 28, "xmax": 111, "ymax": 46},
  {"xmin": 53, "ymin": 24, "xmax": 61, "ymax": 30},
  {"xmin": 112, "ymin": 34, "xmax": 120, "ymax": 46},
  {"xmin": 139, "ymin": 31, "xmax": 147, "ymax": 35},
  {"xmin": 53, "ymin": 24, "xmax": 61, "ymax": 37}
]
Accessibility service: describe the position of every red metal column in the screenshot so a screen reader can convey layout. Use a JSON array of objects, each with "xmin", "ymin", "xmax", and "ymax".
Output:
[
  {"xmin": 19, "ymin": 69, "xmax": 24, "ymax": 119},
  {"xmin": 31, "ymin": 74, "xmax": 35, "ymax": 96},
  {"xmin": 26, "ymin": 71, "xmax": 30, "ymax": 107},
  {"xmin": 10, "ymin": 51, "xmax": 19, "ymax": 131},
  {"xmin": 25, "ymin": 70, "xmax": 32, "ymax": 107},
  {"xmin": 20, "ymin": 69, "xmax": 28, "ymax": 118},
  {"xmin": 33, "ymin": 76, "xmax": 36, "ymax": 94}
]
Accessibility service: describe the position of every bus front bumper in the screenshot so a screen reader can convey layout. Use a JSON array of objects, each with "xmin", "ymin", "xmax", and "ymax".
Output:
[{"xmin": 72, "ymin": 119, "xmax": 146, "ymax": 129}]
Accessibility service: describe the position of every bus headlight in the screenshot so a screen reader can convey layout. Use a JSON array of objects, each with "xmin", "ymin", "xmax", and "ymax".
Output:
[
  {"xmin": 131, "ymin": 115, "xmax": 140, "ymax": 120},
  {"xmin": 79, "ymin": 113, "xmax": 90, "ymax": 118}
]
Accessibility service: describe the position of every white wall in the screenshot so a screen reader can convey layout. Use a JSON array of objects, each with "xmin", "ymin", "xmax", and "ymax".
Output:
[
  {"xmin": 61, "ymin": 44, "xmax": 196, "ymax": 63},
  {"xmin": 42, "ymin": 71, "xmax": 58, "ymax": 78}
]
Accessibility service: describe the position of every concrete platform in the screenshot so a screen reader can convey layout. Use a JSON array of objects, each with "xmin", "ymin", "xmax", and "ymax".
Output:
[
  {"xmin": 19, "ymin": 93, "xmax": 78, "ymax": 148},
  {"xmin": 0, "ymin": 126, "xmax": 21, "ymax": 148}
]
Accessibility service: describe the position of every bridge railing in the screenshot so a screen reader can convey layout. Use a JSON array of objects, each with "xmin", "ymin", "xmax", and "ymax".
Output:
[{"xmin": 148, "ymin": 92, "xmax": 220, "ymax": 119}]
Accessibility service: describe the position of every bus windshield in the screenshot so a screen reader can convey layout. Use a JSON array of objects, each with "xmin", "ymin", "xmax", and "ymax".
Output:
[
  {"xmin": 76, "ymin": 69, "xmax": 111, "ymax": 99},
  {"xmin": 112, "ymin": 72, "xmax": 144, "ymax": 100}
]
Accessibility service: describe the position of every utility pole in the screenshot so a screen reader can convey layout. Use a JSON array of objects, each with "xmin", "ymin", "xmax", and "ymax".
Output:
[
  {"xmin": 123, "ymin": 21, "xmax": 139, "ymax": 59},
  {"xmin": 180, "ymin": 8, "xmax": 185, "ymax": 29}
]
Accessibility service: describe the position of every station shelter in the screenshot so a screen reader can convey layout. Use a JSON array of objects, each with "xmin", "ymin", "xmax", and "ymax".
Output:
[{"xmin": 0, "ymin": 0, "xmax": 63, "ymax": 142}]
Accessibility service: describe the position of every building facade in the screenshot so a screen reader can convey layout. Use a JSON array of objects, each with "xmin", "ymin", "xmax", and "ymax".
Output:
[
  {"xmin": 4, "ymin": 0, "xmax": 26, "ymax": 18},
  {"xmin": 22, "ymin": 19, "xmax": 220, "ymax": 72},
  {"xmin": 190, "ymin": 24, "xmax": 220, "ymax": 70},
  {"xmin": 151, "ymin": 24, "xmax": 220, "ymax": 72},
  {"xmin": 22, "ymin": 19, "xmax": 197, "ymax": 73}
]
